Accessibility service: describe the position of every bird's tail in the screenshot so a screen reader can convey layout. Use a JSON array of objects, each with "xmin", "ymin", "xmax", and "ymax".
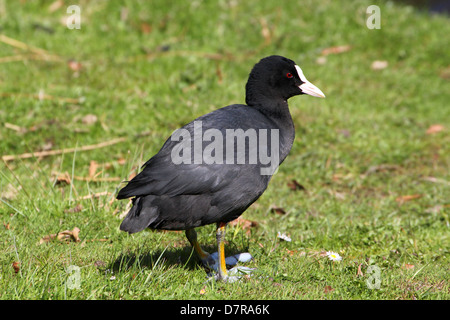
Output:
[{"xmin": 119, "ymin": 197, "xmax": 158, "ymax": 233}]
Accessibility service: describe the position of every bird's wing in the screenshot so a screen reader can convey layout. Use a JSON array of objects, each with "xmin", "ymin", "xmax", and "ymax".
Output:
[
  {"xmin": 117, "ymin": 152, "xmax": 240, "ymax": 199},
  {"xmin": 116, "ymin": 106, "xmax": 267, "ymax": 199}
]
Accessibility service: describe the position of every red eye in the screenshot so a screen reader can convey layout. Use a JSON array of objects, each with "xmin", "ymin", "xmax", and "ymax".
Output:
[{"xmin": 286, "ymin": 73, "xmax": 293, "ymax": 78}]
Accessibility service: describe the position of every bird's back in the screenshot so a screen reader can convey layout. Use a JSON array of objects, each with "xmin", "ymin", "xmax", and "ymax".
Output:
[{"xmin": 118, "ymin": 104, "xmax": 292, "ymax": 231}]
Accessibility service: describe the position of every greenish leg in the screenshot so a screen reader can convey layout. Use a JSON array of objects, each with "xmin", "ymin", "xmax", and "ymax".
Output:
[{"xmin": 185, "ymin": 228, "xmax": 210, "ymax": 261}]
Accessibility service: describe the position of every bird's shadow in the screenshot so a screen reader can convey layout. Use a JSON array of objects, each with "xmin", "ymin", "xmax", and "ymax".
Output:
[
  {"xmin": 109, "ymin": 246, "xmax": 202, "ymax": 273},
  {"xmin": 108, "ymin": 242, "xmax": 247, "ymax": 274}
]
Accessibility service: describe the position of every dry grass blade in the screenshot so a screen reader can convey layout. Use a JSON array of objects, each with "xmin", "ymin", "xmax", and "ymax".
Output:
[
  {"xmin": 321, "ymin": 45, "xmax": 352, "ymax": 56},
  {"xmin": 0, "ymin": 92, "xmax": 82, "ymax": 103},
  {"xmin": 0, "ymin": 53, "xmax": 63, "ymax": 64},
  {"xmin": 74, "ymin": 175, "xmax": 121, "ymax": 182},
  {"xmin": 77, "ymin": 191, "xmax": 112, "ymax": 200},
  {"xmin": 53, "ymin": 170, "xmax": 121, "ymax": 183},
  {"xmin": 1, "ymin": 137, "xmax": 126, "ymax": 162},
  {"xmin": 4, "ymin": 122, "xmax": 27, "ymax": 133},
  {"xmin": 396, "ymin": 194, "xmax": 422, "ymax": 204},
  {"xmin": 0, "ymin": 34, "xmax": 63, "ymax": 61}
]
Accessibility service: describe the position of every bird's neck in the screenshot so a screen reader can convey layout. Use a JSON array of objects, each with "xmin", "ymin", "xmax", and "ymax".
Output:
[{"xmin": 248, "ymin": 98, "xmax": 296, "ymax": 164}]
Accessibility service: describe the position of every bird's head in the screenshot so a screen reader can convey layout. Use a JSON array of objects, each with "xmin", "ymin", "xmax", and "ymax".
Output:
[{"xmin": 246, "ymin": 55, "xmax": 325, "ymax": 105}]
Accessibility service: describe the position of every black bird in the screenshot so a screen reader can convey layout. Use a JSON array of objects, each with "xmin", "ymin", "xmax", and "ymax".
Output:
[{"xmin": 117, "ymin": 55, "xmax": 325, "ymax": 281}]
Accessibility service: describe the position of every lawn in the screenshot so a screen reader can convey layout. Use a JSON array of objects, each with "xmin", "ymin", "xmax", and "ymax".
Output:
[{"xmin": 0, "ymin": 0, "xmax": 448, "ymax": 300}]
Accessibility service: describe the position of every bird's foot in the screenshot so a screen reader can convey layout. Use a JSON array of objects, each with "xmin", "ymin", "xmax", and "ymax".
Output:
[
  {"xmin": 212, "ymin": 265, "xmax": 256, "ymax": 283},
  {"xmin": 202, "ymin": 252, "xmax": 256, "ymax": 282}
]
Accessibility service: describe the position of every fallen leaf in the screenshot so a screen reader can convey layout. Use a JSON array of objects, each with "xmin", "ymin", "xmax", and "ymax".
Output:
[
  {"xmin": 270, "ymin": 206, "xmax": 286, "ymax": 215},
  {"xmin": 39, "ymin": 227, "xmax": 81, "ymax": 244},
  {"xmin": 82, "ymin": 114, "xmax": 98, "ymax": 125},
  {"xmin": 286, "ymin": 249, "xmax": 296, "ymax": 256},
  {"xmin": 68, "ymin": 59, "xmax": 82, "ymax": 72},
  {"xmin": 396, "ymin": 194, "xmax": 422, "ymax": 203},
  {"xmin": 324, "ymin": 285, "xmax": 334, "ymax": 294},
  {"xmin": 128, "ymin": 171, "xmax": 137, "ymax": 181},
  {"xmin": 287, "ymin": 179, "xmax": 306, "ymax": 191},
  {"xmin": 3, "ymin": 222, "xmax": 10, "ymax": 230},
  {"xmin": 54, "ymin": 172, "xmax": 71, "ymax": 186},
  {"xmin": 48, "ymin": 0, "xmax": 64, "ymax": 12},
  {"xmin": 439, "ymin": 66, "xmax": 450, "ymax": 80},
  {"xmin": 12, "ymin": 261, "xmax": 20, "ymax": 273},
  {"xmin": 316, "ymin": 56, "xmax": 327, "ymax": 65},
  {"xmin": 140, "ymin": 22, "xmax": 152, "ymax": 34},
  {"xmin": 321, "ymin": 45, "xmax": 351, "ymax": 56},
  {"xmin": 229, "ymin": 216, "xmax": 258, "ymax": 232},
  {"xmin": 62, "ymin": 227, "xmax": 80, "ymax": 242},
  {"xmin": 259, "ymin": 18, "xmax": 271, "ymax": 44},
  {"xmin": 89, "ymin": 160, "xmax": 98, "ymax": 178},
  {"xmin": 426, "ymin": 124, "xmax": 444, "ymax": 135},
  {"xmin": 371, "ymin": 60, "xmax": 388, "ymax": 70},
  {"xmin": 64, "ymin": 204, "xmax": 83, "ymax": 213},
  {"xmin": 117, "ymin": 158, "xmax": 126, "ymax": 165},
  {"xmin": 285, "ymin": 249, "xmax": 306, "ymax": 257}
]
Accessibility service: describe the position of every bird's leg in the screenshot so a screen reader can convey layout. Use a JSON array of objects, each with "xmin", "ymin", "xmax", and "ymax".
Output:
[
  {"xmin": 216, "ymin": 222, "xmax": 228, "ymax": 281},
  {"xmin": 215, "ymin": 222, "xmax": 255, "ymax": 282},
  {"xmin": 186, "ymin": 226, "xmax": 254, "ymax": 282},
  {"xmin": 185, "ymin": 229, "xmax": 215, "ymax": 267}
]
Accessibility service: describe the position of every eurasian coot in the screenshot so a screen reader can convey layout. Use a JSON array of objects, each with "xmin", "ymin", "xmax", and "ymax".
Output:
[{"xmin": 117, "ymin": 55, "xmax": 325, "ymax": 281}]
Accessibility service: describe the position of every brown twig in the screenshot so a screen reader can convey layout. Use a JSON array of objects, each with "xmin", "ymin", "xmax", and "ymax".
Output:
[{"xmin": 2, "ymin": 137, "xmax": 126, "ymax": 162}]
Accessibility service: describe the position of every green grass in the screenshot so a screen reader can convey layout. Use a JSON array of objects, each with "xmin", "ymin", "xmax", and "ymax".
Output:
[{"xmin": 0, "ymin": 0, "xmax": 449, "ymax": 300}]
